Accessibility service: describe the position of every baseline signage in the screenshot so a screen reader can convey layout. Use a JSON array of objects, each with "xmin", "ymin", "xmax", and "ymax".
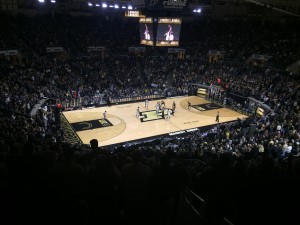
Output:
[{"xmin": 169, "ymin": 128, "xmax": 199, "ymax": 136}]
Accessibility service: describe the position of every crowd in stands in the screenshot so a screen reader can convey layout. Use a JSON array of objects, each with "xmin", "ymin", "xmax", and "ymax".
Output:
[{"xmin": 0, "ymin": 13, "xmax": 300, "ymax": 225}]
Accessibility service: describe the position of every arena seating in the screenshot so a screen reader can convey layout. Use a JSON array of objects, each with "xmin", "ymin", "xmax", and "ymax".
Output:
[{"xmin": 0, "ymin": 14, "xmax": 300, "ymax": 225}]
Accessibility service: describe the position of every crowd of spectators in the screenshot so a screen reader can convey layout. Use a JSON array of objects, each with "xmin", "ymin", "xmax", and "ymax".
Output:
[{"xmin": 0, "ymin": 13, "xmax": 300, "ymax": 225}]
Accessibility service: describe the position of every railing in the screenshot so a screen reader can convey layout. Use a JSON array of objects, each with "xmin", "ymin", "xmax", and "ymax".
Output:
[
  {"xmin": 60, "ymin": 94, "xmax": 166, "ymax": 110},
  {"xmin": 185, "ymin": 187, "xmax": 236, "ymax": 225},
  {"xmin": 184, "ymin": 187, "xmax": 207, "ymax": 219},
  {"xmin": 222, "ymin": 218, "xmax": 235, "ymax": 225},
  {"xmin": 61, "ymin": 98, "xmax": 82, "ymax": 110}
]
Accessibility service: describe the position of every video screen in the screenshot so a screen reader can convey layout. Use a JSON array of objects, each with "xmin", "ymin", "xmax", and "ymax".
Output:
[
  {"xmin": 256, "ymin": 107, "xmax": 264, "ymax": 117},
  {"xmin": 139, "ymin": 17, "xmax": 154, "ymax": 46},
  {"xmin": 156, "ymin": 18, "xmax": 182, "ymax": 47},
  {"xmin": 197, "ymin": 88, "xmax": 207, "ymax": 97}
]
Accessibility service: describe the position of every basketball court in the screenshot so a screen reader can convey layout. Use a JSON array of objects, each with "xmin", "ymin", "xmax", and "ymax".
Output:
[{"xmin": 62, "ymin": 96, "xmax": 247, "ymax": 146}]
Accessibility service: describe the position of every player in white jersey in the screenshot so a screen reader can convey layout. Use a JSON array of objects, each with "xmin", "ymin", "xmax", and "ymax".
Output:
[{"xmin": 145, "ymin": 99, "xmax": 149, "ymax": 109}]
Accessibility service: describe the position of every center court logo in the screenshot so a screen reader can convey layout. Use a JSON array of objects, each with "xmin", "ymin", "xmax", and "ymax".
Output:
[{"xmin": 139, "ymin": 109, "xmax": 169, "ymax": 123}]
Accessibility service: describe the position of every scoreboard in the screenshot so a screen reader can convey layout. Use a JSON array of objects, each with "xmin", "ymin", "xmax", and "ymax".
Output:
[
  {"xmin": 156, "ymin": 18, "xmax": 182, "ymax": 46},
  {"xmin": 139, "ymin": 17, "xmax": 154, "ymax": 46},
  {"xmin": 125, "ymin": 11, "xmax": 145, "ymax": 17}
]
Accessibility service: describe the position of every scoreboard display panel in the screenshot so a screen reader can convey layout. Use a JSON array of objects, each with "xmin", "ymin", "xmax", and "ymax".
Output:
[
  {"xmin": 197, "ymin": 88, "xmax": 207, "ymax": 97},
  {"xmin": 256, "ymin": 107, "xmax": 265, "ymax": 117},
  {"xmin": 125, "ymin": 11, "xmax": 144, "ymax": 18},
  {"xmin": 156, "ymin": 18, "xmax": 182, "ymax": 46},
  {"xmin": 139, "ymin": 17, "xmax": 154, "ymax": 46}
]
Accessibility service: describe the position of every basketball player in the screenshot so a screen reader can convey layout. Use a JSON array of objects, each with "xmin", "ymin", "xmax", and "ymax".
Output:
[
  {"xmin": 216, "ymin": 111, "xmax": 220, "ymax": 122},
  {"xmin": 156, "ymin": 102, "xmax": 160, "ymax": 114},
  {"xmin": 103, "ymin": 111, "xmax": 107, "ymax": 120},
  {"xmin": 136, "ymin": 107, "xmax": 140, "ymax": 118},
  {"xmin": 187, "ymin": 101, "xmax": 192, "ymax": 110},
  {"xmin": 145, "ymin": 99, "xmax": 149, "ymax": 109},
  {"xmin": 172, "ymin": 101, "xmax": 176, "ymax": 115},
  {"xmin": 161, "ymin": 100, "xmax": 165, "ymax": 108},
  {"xmin": 167, "ymin": 108, "xmax": 171, "ymax": 119},
  {"xmin": 161, "ymin": 106, "xmax": 165, "ymax": 119}
]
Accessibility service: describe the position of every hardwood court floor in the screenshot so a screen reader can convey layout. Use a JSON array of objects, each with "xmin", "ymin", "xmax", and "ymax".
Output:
[{"xmin": 63, "ymin": 96, "xmax": 247, "ymax": 146}]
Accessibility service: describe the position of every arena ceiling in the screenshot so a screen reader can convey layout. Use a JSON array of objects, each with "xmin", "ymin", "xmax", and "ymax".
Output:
[
  {"xmin": 243, "ymin": 0, "xmax": 300, "ymax": 16},
  {"xmin": 2, "ymin": 0, "xmax": 300, "ymax": 17}
]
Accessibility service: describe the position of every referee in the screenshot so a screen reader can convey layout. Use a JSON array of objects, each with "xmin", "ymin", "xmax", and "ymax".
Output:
[
  {"xmin": 216, "ymin": 111, "xmax": 220, "ymax": 122},
  {"xmin": 136, "ymin": 107, "xmax": 140, "ymax": 118}
]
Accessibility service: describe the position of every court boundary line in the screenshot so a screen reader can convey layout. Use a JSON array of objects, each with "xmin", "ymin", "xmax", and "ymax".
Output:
[{"xmin": 104, "ymin": 118, "xmax": 240, "ymax": 148}]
